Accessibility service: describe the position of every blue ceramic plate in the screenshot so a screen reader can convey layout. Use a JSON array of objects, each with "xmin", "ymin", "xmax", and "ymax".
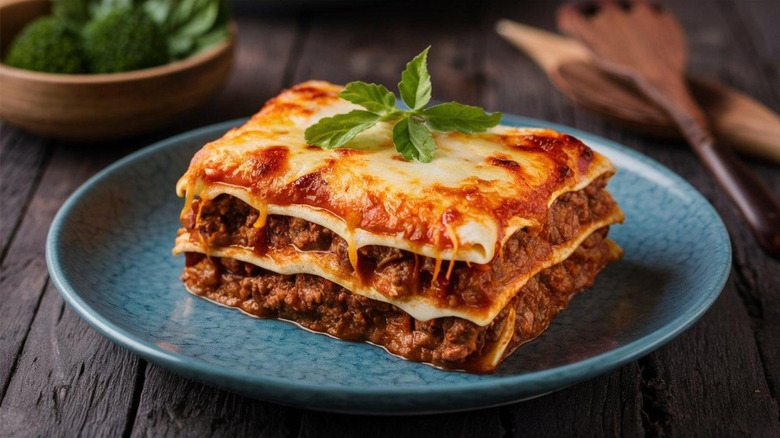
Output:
[{"xmin": 46, "ymin": 115, "xmax": 730, "ymax": 414}]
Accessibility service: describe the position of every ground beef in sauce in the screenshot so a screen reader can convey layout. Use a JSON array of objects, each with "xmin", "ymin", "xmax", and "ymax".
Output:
[
  {"xmin": 181, "ymin": 227, "xmax": 619, "ymax": 372},
  {"xmin": 182, "ymin": 175, "xmax": 619, "ymax": 309}
]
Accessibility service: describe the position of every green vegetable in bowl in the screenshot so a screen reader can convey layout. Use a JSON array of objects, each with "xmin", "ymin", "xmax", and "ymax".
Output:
[
  {"xmin": 144, "ymin": 0, "xmax": 231, "ymax": 60},
  {"xmin": 56, "ymin": 0, "xmax": 231, "ymax": 62},
  {"xmin": 3, "ymin": 0, "xmax": 230, "ymax": 75},
  {"xmin": 4, "ymin": 16, "xmax": 88, "ymax": 74},
  {"xmin": 83, "ymin": 8, "xmax": 168, "ymax": 73}
]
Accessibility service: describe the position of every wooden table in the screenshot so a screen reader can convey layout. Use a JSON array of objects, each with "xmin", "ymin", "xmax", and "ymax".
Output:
[{"xmin": 2, "ymin": 0, "xmax": 779, "ymax": 435}]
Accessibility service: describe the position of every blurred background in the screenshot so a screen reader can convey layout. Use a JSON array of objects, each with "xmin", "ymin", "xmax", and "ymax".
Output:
[{"xmin": 1, "ymin": 0, "xmax": 779, "ymax": 436}]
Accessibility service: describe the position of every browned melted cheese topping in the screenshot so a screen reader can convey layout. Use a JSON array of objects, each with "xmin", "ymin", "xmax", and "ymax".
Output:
[
  {"xmin": 177, "ymin": 81, "xmax": 616, "ymax": 265},
  {"xmin": 174, "ymin": 81, "xmax": 623, "ymax": 324}
]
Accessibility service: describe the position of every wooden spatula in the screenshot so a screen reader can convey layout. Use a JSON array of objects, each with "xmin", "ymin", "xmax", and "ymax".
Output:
[
  {"xmin": 495, "ymin": 19, "xmax": 780, "ymax": 164},
  {"xmin": 558, "ymin": 0, "xmax": 780, "ymax": 258}
]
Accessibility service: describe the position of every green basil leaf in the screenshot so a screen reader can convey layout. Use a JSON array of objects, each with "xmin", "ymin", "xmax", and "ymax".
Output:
[
  {"xmin": 194, "ymin": 26, "xmax": 229, "ymax": 53},
  {"xmin": 422, "ymin": 102, "xmax": 502, "ymax": 133},
  {"xmin": 398, "ymin": 46, "xmax": 431, "ymax": 110},
  {"xmin": 212, "ymin": 0, "xmax": 231, "ymax": 29},
  {"xmin": 165, "ymin": 0, "xmax": 229, "ymax": 59},
  {"xmin": 392, "ymin": 116, "xmax": 435, "ymax": 163},
  {"xmin": 168, "ymin": 34, "xmax": 195, "ymax": 58},
  {"xmin": 338, "ymin": 81, "xmax": 397, "ymax": 115},
  {"xmin": 166, "ymin": 0, "xmax": 197, "ymax": 31},
  {"xmin": 173, "ymin": 0, "xmax": 219, "ymax": 38},
  {"xmin": 379, "ymin": 110, "xmax": 405, "ymax": 122},
  {"xmin": 300, "ymin": 47, "xmax": 502, "ymax": 163},
  {"xmin": 142, "ymin": 0, "xmax": 173, "ymax": 26},
  {"xmin": 305, "ymin": 110, "xmax": 381, "ymax": 150},
  {"xmin": 88, "ymin": 0, "xmax": 132, "ymax": 21}
]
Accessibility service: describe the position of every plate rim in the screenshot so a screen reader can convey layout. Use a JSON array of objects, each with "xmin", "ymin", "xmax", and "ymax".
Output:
[{"xmin": 46, "ymin": 115, "xmax": 731, "ymax": 410}]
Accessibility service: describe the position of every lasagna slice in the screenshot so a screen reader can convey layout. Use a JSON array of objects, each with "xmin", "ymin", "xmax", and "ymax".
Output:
[{"xmin": 173, "ymin": 81, "xmax": 624, "ymax": 373}]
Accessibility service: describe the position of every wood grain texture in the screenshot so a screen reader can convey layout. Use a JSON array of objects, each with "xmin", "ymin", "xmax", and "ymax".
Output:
[
  {"xmin": 499, "ymin": 364, "xmax": 644, "ymax": 437},
  {"xmin": 639, "ymin": 288, "xmax": 780, "ymax": 436},
  {"xmin": 291, "ymin": 1, "xmax": 485, "ymax": 105},
  {"xmin": 625, "ymin": 0, "xmax": 780, "ymax": 433},
  {"xmin": 0, "ymin": 0, "xmax": 778, "ymax": 436},
  {"xmin": 298, "ymin": 409, "xmax": 502, "ymax": 438},
  {"xmin": 722, "ymin": 0, "xmax": 780, "ymax": 103},
  {"xmin": 716, "ymin": 0, "xmax": 780, "ymax": 406},
  {"xmin": 0, "ymin": 143, "xmax": 129, "ymax": 401},
  {"xmin": 173, "ymin": 16, "xmax": 303, "ymax": 128},
  {"xmin": 0, "ymin": 127, "xmax": 49, "ymax": 260},
  {"xmin": 130, "ymin": 366, "xmax": 301, "ymax": 438},
  {"xmin": 0, "ymin": 283, "xmax": 142, "ymax": 437},
  {"xmin": 665, "ymin": 0, "xmax": 780, "ymax": 429}
]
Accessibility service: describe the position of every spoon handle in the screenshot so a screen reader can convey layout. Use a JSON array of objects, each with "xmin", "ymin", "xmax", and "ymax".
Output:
[
  {"xmin": 640, "ymin": 78, "xmax": 780, "ymax": 258},
  {"xmin": 695, "ymin": 137, "xmax": 780, "ymax": 257}
]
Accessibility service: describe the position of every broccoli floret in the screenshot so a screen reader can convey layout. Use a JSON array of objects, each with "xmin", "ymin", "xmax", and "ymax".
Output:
[
  {"xmin": 4, "ymin": 16, "xmax": 87, "ymax": 74},
  {"xmin": 83, "ymin": 9, "xmax": 168, "ymax": 74}
]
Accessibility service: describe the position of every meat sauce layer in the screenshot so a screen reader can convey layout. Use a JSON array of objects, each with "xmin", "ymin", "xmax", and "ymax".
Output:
[
  {"xmin": 181, "ymin": 227, "xmax": 617, "ymax": 372},
  {"xmin": 181, "ymin": 176, "xmax": 618, "ymax": 310},
  {"xmin": 182, "ymin": 81, "xmax": 611, "ymax": 253}
]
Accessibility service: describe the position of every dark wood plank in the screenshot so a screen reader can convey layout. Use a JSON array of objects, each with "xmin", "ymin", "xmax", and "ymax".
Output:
[
  {"xmin": 610, "ymin": 0, "xmax": 780, "ymax": 434},
  {"xmin": 721, "ymin": 0, "xmax": 780, "ymax": 101},
  {"xmin": 0, "ymin": 126, "xmax": 50, "ymax": 260},
  {"xmin": 0, "ymin": 143, "xmax": 129, "ymax": 401},
  {"xmin": 619, "ymin": 0, "xmax": 780, "ymax": 431},
  {"xmin": 499, "ymin": 365, "xmax": 643, "ymax": 437},
  {"xmin": 172, "ymin": 15, "xmax": 306, "ymax": 129},
  {"xmin": 0, "ymin": 282, "xmax": 142, "ymax": 437},
  {"xmin": 291, "ymin": 2, "xmax": 484, "ymax": 104},
  {"xmin": 130, "ymin": 366, "xmax": 301, "ymax": 438},
  {"xmin": 639, "ymin": 285, "xmax": 780, "ymax": 436},
  {"xmin": 714, "ymin": 0, "xmax": 780, "ymax": 406},
  {"xmin": 663, "ymin": 0, "xmax": 780, "ymax": 431},
  {"xmin": 298, "ymin": 409, "xmax": 502, "ymax": 438}
]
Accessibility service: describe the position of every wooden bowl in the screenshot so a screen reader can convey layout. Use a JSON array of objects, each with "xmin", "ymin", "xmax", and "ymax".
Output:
[{"xmin": 0, "ymin": 0, "xmax": 235, "ymax": 141}]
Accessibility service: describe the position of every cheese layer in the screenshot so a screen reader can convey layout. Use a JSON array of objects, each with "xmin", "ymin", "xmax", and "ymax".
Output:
[{"xmin": 176, "ymin": 81, "xmax": 617, "ymax": 264}]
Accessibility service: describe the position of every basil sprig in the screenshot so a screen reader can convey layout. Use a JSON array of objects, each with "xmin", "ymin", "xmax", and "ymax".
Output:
[{"xmin": 304, "ymin": 47, "xmax": 502, "ymax": 163}]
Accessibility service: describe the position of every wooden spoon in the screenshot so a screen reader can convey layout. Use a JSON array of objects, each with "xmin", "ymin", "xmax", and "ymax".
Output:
[
  {"xmin": 495, "ymin": 19, "xmax": 780, "ymax": 164},
  {"xmin": 558, "ymin": 0, "xmax": 780, "ymax": 258}
]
